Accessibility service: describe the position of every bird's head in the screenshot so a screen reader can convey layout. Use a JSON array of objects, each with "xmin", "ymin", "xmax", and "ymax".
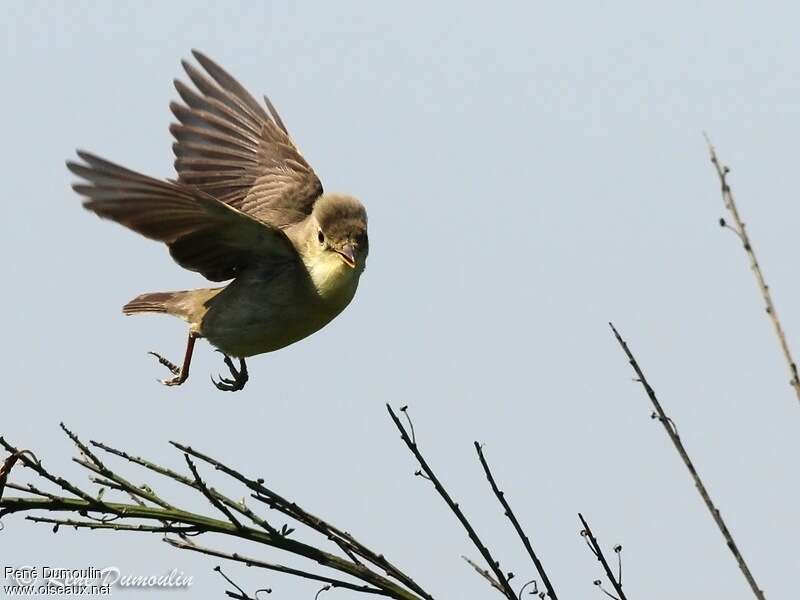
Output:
[
  {"xmin": 302, "ymin": 194, "xmax": 368, "ymax": 299},
  {"xmin": 310, "ymin": 194, "xmax": 369, "ymax": 271}
]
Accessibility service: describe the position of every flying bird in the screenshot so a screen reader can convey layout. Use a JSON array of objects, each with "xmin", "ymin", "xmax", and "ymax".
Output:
[{"xmin": 68, "ymin": 51, "xmax": 368, "ymax": 391}]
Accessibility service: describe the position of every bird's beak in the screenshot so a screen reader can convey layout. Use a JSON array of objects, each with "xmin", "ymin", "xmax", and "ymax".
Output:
[{"xmin": 337, "ymin": 244, "xmax": 357, "ymax": 268}]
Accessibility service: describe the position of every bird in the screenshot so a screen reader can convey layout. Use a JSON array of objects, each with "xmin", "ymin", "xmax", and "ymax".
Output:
[{"xmin": 68, "ymin": 50, "xmax": 368, "ymax": 392}]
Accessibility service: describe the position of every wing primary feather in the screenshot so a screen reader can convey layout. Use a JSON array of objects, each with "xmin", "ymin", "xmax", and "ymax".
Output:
[
  {"xmin": 170, "ymin": 102, "xmax": 261, "ymax": 148},
  {"xmin": 171, "ymin": 139, "xmax": 255, "ymax": 162},
  {"xmin": 264, "ymin": 95, "xmax": 288, "ymax": 135},
  {"xmin": 190, "ymin": 49, "xmax": 269, "ymax": 121},
  {"xmin": 178, "ymin": 63, "xmax": 267, "ymax": 128},
  {"xmin": 170, "ymin": 123, "xmax": 258, "ymax": 154},
  {"xmin": 174, "ymin": 79, "xmax": 261, "ymax": 134}
]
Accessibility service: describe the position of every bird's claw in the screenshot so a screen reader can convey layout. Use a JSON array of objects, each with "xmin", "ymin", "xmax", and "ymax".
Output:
[{"xmin": 211, "ymin": 352, "xmax": 248, "ymax": 392}]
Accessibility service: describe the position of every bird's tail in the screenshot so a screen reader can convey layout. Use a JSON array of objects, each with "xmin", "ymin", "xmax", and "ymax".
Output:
[
  {"xmin": 122, "ymin": 291, "xmax": 179, "ymax": 315},
  {"xmin": 122, "ymin": 288, "xmax": 223, "ymax": 327}
]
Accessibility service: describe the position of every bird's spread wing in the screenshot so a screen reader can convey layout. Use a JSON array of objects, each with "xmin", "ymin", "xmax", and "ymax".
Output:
[
  {"xmin": 170, "ymin": 50, "xmax": 323, "ymax": 228},
  {"xmin": 68, "ymin": 151, "xmax": 299, "ymax": 281}
]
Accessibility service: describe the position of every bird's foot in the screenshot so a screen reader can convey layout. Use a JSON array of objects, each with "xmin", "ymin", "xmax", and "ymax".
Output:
[
  {"xmin": 211, "ymin": 352, "xmax": 248, "ymax": 392},
  {"xmin": 148, "ymin": 351, "xmax": 185, "ymax": 386}
]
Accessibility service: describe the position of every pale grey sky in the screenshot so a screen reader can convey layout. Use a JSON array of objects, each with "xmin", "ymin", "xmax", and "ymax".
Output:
[{"xmin": 1, "ymin": 2, "xmax": 798, "ymax": 598}]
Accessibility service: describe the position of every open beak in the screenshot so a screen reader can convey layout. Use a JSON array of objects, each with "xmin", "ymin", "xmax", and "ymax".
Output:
[{"xmin": 337, "ymin": 244, "xmax": 357, "ymax": 268}]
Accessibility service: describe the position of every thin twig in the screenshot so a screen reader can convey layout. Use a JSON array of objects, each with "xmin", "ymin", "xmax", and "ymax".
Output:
[
  {"xmin": 0, "ymin": 450, "xmax": 37, "ymax": 499},
  {"xmin": 26, "ymin": 515, "xmax": 203, "ymax": 535},
  {"xmin": 183, "ymin": 453, "xmax": 243, "ymax": 530},
  {"xmin": 704, "ymin": 135, "xmax": 800, "ymax": 406},
  {"xmin": 5, "ymin": 493, "xmax": 424, "ymax": 600},
  {"xmin": 171, "ymin": 441, "xmax": 432, "ymax": 600},
  {"xmin": 214, "ymin": 564, "xmax": 271, "ymax": 600},
  {"xmin": 316, "ymin": 585, "xmax": 332, "ymax": 600},
  {"xmin": 387, "ymin": 404, "xmax": 517, "ymax": 600},
  {"xmin": 2, "ymin": 433, "xmax": 430, "ymax": 600},
  {"xmin": 461, "ymin": 556, "xmax": 505, "ymax": 594},
  {"xmin": 474, "ymin": 442, "xmax": 558, "ymax": 599},
  {"xmin": 399, "ymin": 406, "xmax": 417, "ymax": 445},
  {"xmin": 517, "ymin": 579, "xmax": 542, "ymax": 599},
  {"xmin": 610, "ymin": 323, "xmax": 765, "ymax": 600},
  {"xmin": 578, "ymin": 514, "xmax": 626, "ymax": 600},
  {"xmin": 92, "ymin": 439, "xmax": 279, "ymax": 537},
  {"xmin": 61, "ymin": 422, "xmax": 174, "ymax": 510},
  {"xmin": 4, "ymin": 482, "xmax": 62, "ymax": 501},
  {"xmin": 0, "ymin": 437, "xmax": 109, "ymax": 513},
  {"xmin": 168, "ymin": 538, "xmax": 388, "ymax": 596}
]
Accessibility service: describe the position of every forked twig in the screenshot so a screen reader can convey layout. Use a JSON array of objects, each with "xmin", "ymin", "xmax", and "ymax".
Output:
[
  {"xmin": 578, "ymin": 513, "xmax": 626, "ymax": 600},
  {"xmin": 387, "ymin": 404, "xmax": 516, "ymax": 599}
]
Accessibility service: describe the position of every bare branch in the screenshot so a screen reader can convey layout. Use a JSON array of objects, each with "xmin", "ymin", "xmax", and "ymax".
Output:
[
  {"xmin": 0, "ymin": 436, "xmax": 110, "ymax": 513},
  {"xmin": 474, "ymin": 442, "xmax": 558, "ymax": 599},
  {"xmin": 387, "ymin": 404, "xmax": 517, "ymax": 600},
  {"xmin": 171, "ymin": 441, "xmax": 432, "ymax": 600},
  {"xmin": 0, "ymin": 432, "xmax": 431, "ymax": 600},
  {"xmin": 61, "ymin": 422, "xmax": 174, "ymax": 511},
  {"xmin": 609, "ymin": 323, "xmax": 765, "ymax": 600},
  {"xmin": 704, "ymin": 134, "xmax": 800, "ymax": 406},
  {"xmin": 91, "ymin": 438, "xmax": 280, "ymax": 536}
]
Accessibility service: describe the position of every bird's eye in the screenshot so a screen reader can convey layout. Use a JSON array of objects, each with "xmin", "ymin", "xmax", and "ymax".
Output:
[{"xmin": 318, "ymin": 230, "xmax": 325, "ymax": 245}]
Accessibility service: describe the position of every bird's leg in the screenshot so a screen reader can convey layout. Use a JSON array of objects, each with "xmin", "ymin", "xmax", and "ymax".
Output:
[
  {"xmin": 148, "ymin": 353, "xmax": 180, "ymax": 375},
  {"xmin": 211, "ymin": 351, "xmax": 248, "ymax": 392},
  {"xmin": 149, "ymin": 333, "xmax": 197, "ymax": 387}
]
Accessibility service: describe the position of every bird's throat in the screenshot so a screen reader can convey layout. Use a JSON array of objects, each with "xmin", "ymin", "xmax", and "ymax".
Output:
[{"xmin": 305, "ymin": 252, "xmax": 360, "ymax": 303}]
